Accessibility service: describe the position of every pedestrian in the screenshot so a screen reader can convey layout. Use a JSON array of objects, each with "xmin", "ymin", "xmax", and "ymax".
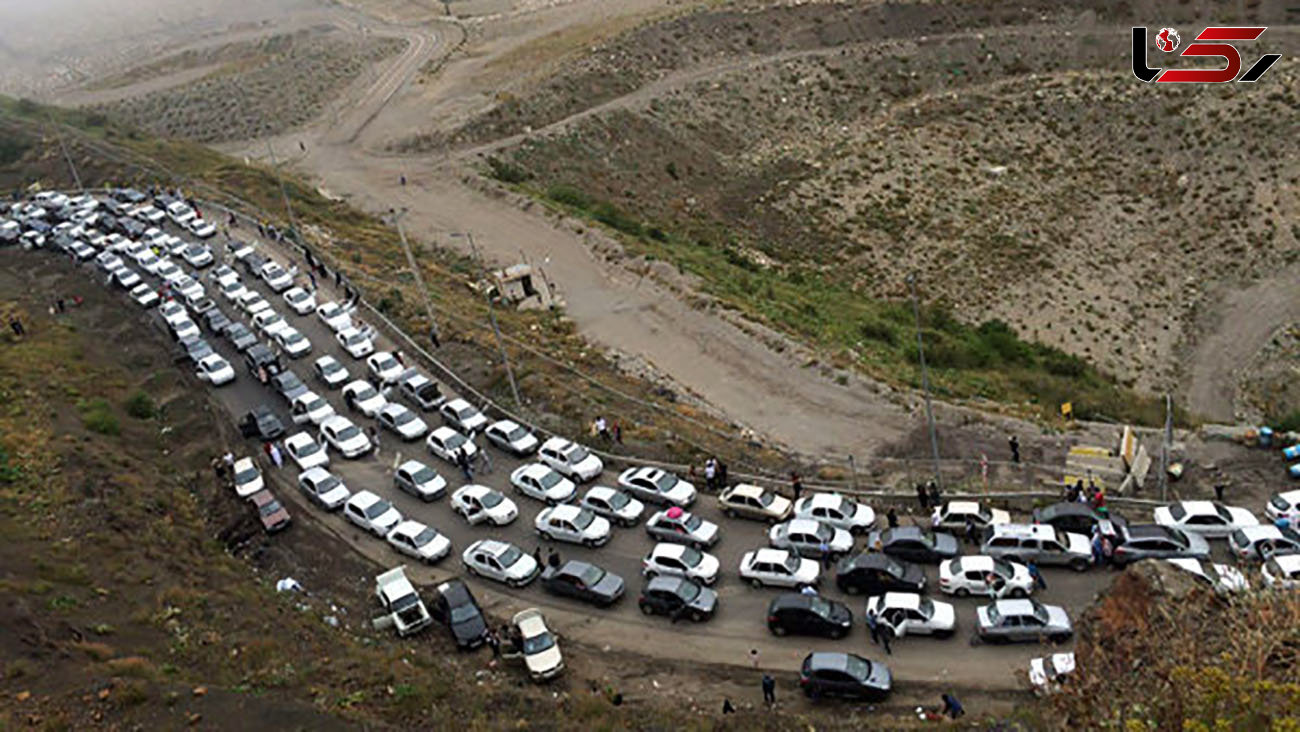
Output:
[
  {"xmin": 595, "ymin": 416, "xmax": 610, "ymax": 442},
  {"xmin": 477, "ymin": 447, "xmax": 493, "ymax": 475},
  {"xmin": 749, "ymin": 648, "xmax": 760, "ymax": 669},
  {"xmin": 55, "ymin": 298, "xmax": 65, "ymax": 313},
  {"xmin": 717, "ymin": 459, "xmax": 727, "ymax": 487},
  {"xmin": 927, "ymin": 480, "xmax": 941, "ymax": 508},
  {"xmin": 887, "ymin": 506, "xmax": 899, "ymax": 529},
  {"xmin": 1075, "ymin": 483, "xmax": 1089, "ymax": 504},
  {"xmin": 269, "ymin": 442, "xmax": 284, "ymax": 468},
  {"xmin": 722, "ymin": 698, "xmax": 736, "ymax": 714},
  {"xmin": 262, "ymin": 441, "xmax": 273, "ymax": 459},
  {"xmin": 429, "ymin": 326, "xmax": 441, "ymax": 349},
  {"xmin": 704, "ymin": 458, "xmax": 717, "ymax": 491},
  {"xmin": 533, "ymin": 545, "xmax": 543, "ymax": 567},
  {"xmin": 547, "ymin": 548, "xmax": 560, "ymax": 569},
  {"xmin": 257, "ymin": 366, "xmax": 269, "ymax": 385},
  {"xmin": 1214, "ymin": 482, "xmax": 1226, "ymax": 502},
  {"xmin": 298, "ymin": 140, "xmax": 306, "ymax": 152},
  {"xmin": 818, "ymin": 541, "xmax": 831, "ymax": 569},
  {"xmin": 457, "ymin": 448, "xmax": 473, "ymax": 480},
  {"xmin": 223, "ymin": 451, "xmax": 235, "ymax": 471},
  {"xmin": 486, "ymin": 629, "xmax": 501, "ymax": 659},
  {"xmin": 393, "ymin": 350, "xmax": 404, "ymax": 367},
  {"xmin": 1091, "ymin": 533, "xmax": 1104, "ymax": 566},
  {"xmin": 1028, "ymin": 561, "xmax": 1047, "ymax": 591},
  {"xmin": 1092, "ymin": 488, "xmax": 1106, "ymax": 510},
  {"xmin": 8, "ymin": 317, "xmax": 24, "ymax": 336},
  {"xmin": 613, "ymin": 420, "xmax": 623, "ymax": 444},
  {"xmin": 879, "ymin": 623, "xmax": 892, "ymax": 655},
  {"xmin": 1009, "ymin": 434, "xmax": 1020, "ymax": 464},
  {"xmin": 941, "ymin": 693, "xmax": 965, "ymax": 719},
  {"xmin": 1101, "ymin": 535, "xmax": 1114, "ymax": 567},
  {"xmin": 228, "ymin": 212, "xmax": 236, "ymax": 227},
  {"xmin": 369, "ymin": 426, "xmax": 381, "ymax": 456},
  {"xmin": 307, "ymin": 270, "xmax": 317, "ymax": 291},
  {"xmin": 211, "ymin": 456, "xmax": 225, "ymax": 482},
  {"xmin": 964, "ymin": 518, "xmax": 979, "ymax": 546},
  {"xmin": 761, "ymin": 674, "xmax": 775, "ymax": 706},
  {"xmin": 916, "ymin": 483, "xmax": 929, "ymax": 511},
  {"xmin": 790, "ymin": 472, "xmax": 803, "ymax": 502},
  {"xmin": 866, "ymin": 611, "xmax": 881, "ymax": 645}
]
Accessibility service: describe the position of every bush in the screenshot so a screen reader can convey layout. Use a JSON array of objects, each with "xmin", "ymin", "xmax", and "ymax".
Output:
[
  {"xmin": 591, "ymin": 202, "xmax": 642, "ymax": 236},
  {"xmin": 546, "ymin": 184, "xmax": 590, "ymax": 209},
  {"xmin": 486, "ymin": 156, "xmax": 531, "ymax": 184},
  {"xmin": 1272, "ymin": 410, "xmax": 1300, "ymax": 433},
  {"xmin": 79, "ymin": 399, "xmax": 120, "ymax": 435},
  {"xmin": 858, "ymin": 317, "xmax": 897, "ymax": 345},
  {"xmin": 125, "ymin": 392, "xmax": 155, "ymax": 419}
]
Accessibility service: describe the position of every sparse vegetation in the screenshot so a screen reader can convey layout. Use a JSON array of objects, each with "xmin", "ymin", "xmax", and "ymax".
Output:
[
  {"xmin": 125, "ymin": 391, "xmax": 155, "ymax": 419},
  {"xmin": 78, "ymin": 397, "xmax": 120, "ymax": 435}
]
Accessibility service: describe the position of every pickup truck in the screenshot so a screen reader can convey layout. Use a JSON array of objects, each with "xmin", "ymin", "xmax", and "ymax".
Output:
[{"xmin": 373, "ymin": 566, "xmax": 432, "ymax": 638}]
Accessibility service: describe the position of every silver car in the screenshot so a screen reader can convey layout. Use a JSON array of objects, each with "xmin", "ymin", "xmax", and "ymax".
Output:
[
  {"xmin": 975, "ymin": 599, "xmax": 1072, "ymax": 644},
  {"xmin": 644, "ymin": 509, "xmax": 719, "ymax": 549}
]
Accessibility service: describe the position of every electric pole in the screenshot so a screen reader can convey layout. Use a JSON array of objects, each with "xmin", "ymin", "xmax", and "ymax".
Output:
[
  {"xmin": 453, "ymin": 231, "xmax": 522, "ymax": 411},
  {"xmin": 385, "ymin": 208, "xmax": 443, "ymax": 349},
  {"xmin": 907, "ymin": 273, "xmax": 943, "ymax": 489}
]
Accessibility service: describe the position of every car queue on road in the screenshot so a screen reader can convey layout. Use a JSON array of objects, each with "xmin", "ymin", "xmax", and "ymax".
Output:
[{"xmin": 7, "ymin": 186, "xmax": 1300, "ymax": 699}]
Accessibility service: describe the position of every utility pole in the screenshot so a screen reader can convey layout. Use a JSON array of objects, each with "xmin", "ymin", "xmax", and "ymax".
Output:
[
  {"xmin": 1160, "ymin": 393, "xmax": 1172, "ymax": 502},
  {"xmin": 232, "ymin": 83, "xmax": 300, "ymax": 245},
  {"xmin": 907, "ymin": 273, "xmax": 943, "ymax": 489},
  {"xmin": 453, "ymin": 231, "xmax": 522, "ymax": 411},
  {"xmin": 385, "ymin": 207, "xmax": 442, "ymax": 347},
  {"xmin": 48, "ymin": 114, "xmax": 83, "ymax": 192}
]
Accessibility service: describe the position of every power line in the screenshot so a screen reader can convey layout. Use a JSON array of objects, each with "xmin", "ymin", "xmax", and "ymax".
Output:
[{"xmin": 451, "ymin": 230, "xmax": 521, "ymax": 411}]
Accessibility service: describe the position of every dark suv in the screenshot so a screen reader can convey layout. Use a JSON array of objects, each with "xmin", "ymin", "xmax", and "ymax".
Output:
[
  {"xmin": 244, "ymin": 344, "xmax": 283, "ymax": 378},
  {"xmin": 429, "ymin": 579, "xmax": 488, "ymax": 650},
  {"xmin": 1032, "ymin": 502, "xmax": 1128, "ymax": 536},
  {"xmin": 835, "ymin": 553, "xmax": 927, "ymax": 596},
  {"xmin": 767, "ymin": 593, "xmax": 852, "ymax": 639},
  {"xmin": 238, "ymin": 405, "xmax": 285, "ymax": 441},
  {"xmin": 637, "ymin": 576, "xmax": 716, "ymax": 622},
  {"xmin": 865, "ymin": 526, "xmax": 960, "ymax": 564},
  {"xmin": 799, "ymin": 652, "xmax": 892, "ymax": 701},
  {"xmin": 1112, "ymin": 524, "xmax": 1211, "ymax": 566}
]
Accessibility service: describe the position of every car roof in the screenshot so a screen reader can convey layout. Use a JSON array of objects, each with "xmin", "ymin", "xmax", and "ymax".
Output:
[
  {"xmin": 546, "ymin": 504, "xmax": 583, "ymax": 520},
  {"xmin": 320, "ymin": 415, "xmax": 353, "ymax": 430},
  {"xmin": 514, "ymin": 609, "xmax": 548, "ymax": 636},
  {"xmin": 445, "ymin": 397, "xmax": 472, "ymax": 409},
  {"xmin": 586, "ymin": 486, "xmax": 617, "ymax": 499},
  {"xmin": 885, "ymin": 525, "xmax": 925, "ymax": 541},
  {"xmin": 880, "ymin": 592, "xmax": 921, "ymax": 609},
  {"xmin": 809, "ymin": 492, "xmax": 845, "ymax": 507},
  {"xmin": 284, "ymin": 432, "xmax": 313, "ymax": 447},
  {"xmin": 1236, "ymin": 525, "xmax": 1282, "ymax": 540},
  {"xmin": 728, "ymin": 483, "xmax": 766, "ymax": 499},
  {"xmin": 1275, "ymin": 555, "xmax": 1300, "ymax": 570},
  {"xmin": 629, "ymin": 466, "xmax": 664, "ymax": 480},
  {"xmin": 947, "ymin": 500, "xmax": 981, "ymax": 513},
  {"xmin": 459, "ymin": 484, "xmax": 493, "ymax": 498},
  {"xmin": 431, "ymin": 425, "xmax": 461, "ymax": 438},
  {"xmin": 475, "ymin": 539, "xmax": 511, "ymax": 556},
  {"xmin": 958, "ymin": 555, "xmax": 994, "ymax": 570},
  {"xmin": 390, "ymin": 520, "xmax": 424, "ymax": 537},
  {"xmin": 1275, "ymin": 489, "xmax": 1300, "ymax": 503},
  {"xmin": 233, "ymin": 457, "xmax": 255, "ymax": 469},
  {"xmin": 652, "ymin": 542, "xmax": 688, "ymax": 558},
  {"xmin": 786, "ymin": 518, "xmax": 824, "ymax": 533},
  {"xmin": 806, "ymin": 652, "xmax": 855, "ymax": 671},
  {"xmin": 397, "ymin": 459, "xmax": 426, "ymax": 473},
  {"xmin": 645, "ymin": 575, "xmax": 687, "ymax": 592},
  {"xmin": 379, "ymin": 403, "xmax": 408, "ymax": 417},
  {"xmin": 994, "ymin": 599, "xmax": 1037, "ymax": 615},
  {"xmin": 990, "ymin": 523, "xmax": 1053, "ymax": 538},
  {"xmin": 846, "ymin": 553, "xmax": 900, "ymax": 570},
  {"xmin": 350, "ymin": 490, "xmax": 381, "ymax": 508},
  {"xmin": 540, "ymin": 436, "xmax": 572, "ymax": 448},
  {"xmin": 520, "ymin": 463, "xmax": 553, "ymax": 478},
  {"xmin": 752, "ymin": 548, "xmax": 792, "ymax": 563}
]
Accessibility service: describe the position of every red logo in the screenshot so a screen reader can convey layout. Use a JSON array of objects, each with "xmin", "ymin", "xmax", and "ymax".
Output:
[{"xmin": 1133, "ymin": 26, "xmax": 1281, "ymax": 83}]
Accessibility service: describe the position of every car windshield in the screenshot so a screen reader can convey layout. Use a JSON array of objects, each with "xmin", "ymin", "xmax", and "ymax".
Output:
[
  {"xmin": 480, "ymin": 491, "xmax": 503, "ymax": 509},
  {"xmin": 322, "ymin": 361, "xmax": 341, "ymax": 375},
  {"xmin": 286, "ymin": 332, "xmax": 304, "ymax": 345},
  {"xmin": 413, "ymin": 527, "xmax": 439, "ymax": 546},
  {"xmin": 813, "ymin": 523, "xmax": 833, "ymax": 541},
  {"xmin": 1230, "ymin": 529, "xmax": 1248, "ymax": 546},
  {"xmin": 606, "ymin": 492, "xmax": 629, "ymax": 509},
  {"xmin": 445, "ymin": 433, "xmax": 466, "ymax": 450},
  {"xmin": 498, "ymin": 546, "xmax": 523, "ymax": 567},
  {"xmin": 305, "ymin": 397, "xmax": 327, "ymax": 413},
  {"xmin": 676, "ymin": 581, "xmax": 700, "ymax": 603},
  {"xmin": 679, "ymin": 547, "xmax": 703, "ymax": 567},
  {"xmin": 918, "ymin": 597, "xmax": 935, "ymax": 617},
  {"xmin": 1054, "ymin": 528, "xmax": 1070, "ymax": 547},
  {"xmin": 1169, "ymin": 504, "xmax": 1188, "ymax": 521},
  {"xmin": 1031, "ymin": 603, "xmax": 1049, "ymax": 624},
  {"xmin": 235, "ymin": 467, "xmax": 258, "ymax": 484},
  {"xmin": 578, "ymin": 565, "xmax": 606, "ymax": 586},
  {"xmin": 288, "ymin": 291, "xmax": 306, "ymax": 303},
  {"xmin": 449, "ymin": 604, "xmax": 480, "ymax": 624},
  {"xmin": 808, "ymin": 597, "xmax": 832, "ymax": 617},
  {"xmin": 992, "ymin": 559, "xmax": 1015, "ymax": 577},
  {"xmin": 1271, "ymin": 495, "xmax": 1289, "ymax": 510},
  {"xmin": 1213, "ymin": 503, "xmax": 1233, "ymax": 521},
  {"xmin": 565, "ymin": 445, "xmax": 590, "ymax": 462},
  {"xmin": 315, "ymin": 475, "xmax": 339, "ymax": 492},
  {"xmin": 185, "ymin": 245, "xmax": 204, "ymax": 256},
  {"xmin": 573, "ymin": 511, "xmax": 595, "ymax": 530},
  {"xmin": 258, "ymin": 500, "xmax": 282, "ymax": 517},
  {"xmin": 364, "ymin": 500, "xmax": 393, "ymax": 519},
  {"xmin": 345, "ymin": 333, "xmax": 366, "ymax": 345},
  {"xmin": 781, "ymin": 554, "xmax": 800, "ymax": 573},
  {"xmin": 976, "ymin": 505, "xmax": 993, "ymax": 522},
  {"xmin": 376, "ymin": 357, "xmax": 397, "ymax": 371},
  {"xmin": 843, "ymin": 655, "xmax": 871, "ymax": 681},
  {"xmin": 986, "ymin": 605, "xmax": 1002, "ymax": 624},
  {"xmin": 654, "ymin": 473, "xmax": 679, "ymax": 491},
  {"xmin": 882, "ymin": 557, "xmax": 906, "ymax": 577},
  {"xmin": 412, "ymin": 466, "xmax": 436, "ymax": 484},
  {"xmin": 355, "ymin": 386, "xmax": 378, "ymax": 400},
  {"xmin": 503, "ymin": 424, "xmax": 527, "ymax": 441},
  {"xmin": 337, "ymin": 425, "xmax": 361, "ymax": 441},
  {"xmin": 681, "ymin": 514, "xmax": 702, "ymax": 531},
  {"xmin": 539, "ymin": 471, "xmax": 563, "ymax": 489},
  {"xmin": 523, "ymin": 631, "xmax": 555, "ymax": 655}
]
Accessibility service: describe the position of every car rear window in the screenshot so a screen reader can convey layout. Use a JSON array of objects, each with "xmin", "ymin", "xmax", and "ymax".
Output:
[{"xmin": 1169, "ymin": 504, "xmax": 1188, "ymax": 521}]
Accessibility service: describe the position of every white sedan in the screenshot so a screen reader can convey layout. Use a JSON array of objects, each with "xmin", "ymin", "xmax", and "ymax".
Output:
[
  {"xmin": 450, "ymin": 484, "xmax": 517, "ymax": 526},
  {"xmin": 283, "ymin": 432, "xmax": 330, "ymax": 471},
  {"xmin": 316, "ymin": 301, "xmax": 353, "ymax": 332},
  {"xmin": 274, "ymin": 327, "xmax": 312, "ymax": 359},
  {"xmin": 512, "ymin": 608, "xmax": 564, "ymax": 681},
  {"xmin": 181, "ymin": 244, "xmax": 213, "ymax": 268},
  {"xmin": 342, "ymin": 379, "xmax": 387, "ymax": 418},
  {"xmin": 510, "ymin": 463, "xmax": 577, "ymax": 505},
  {"xmin": 866, "ymin": 592, "xmax": 956, "ymax": 638},
  {"xmin": 738, "ymin": 548, "xmax": 819, "ymax": 589},
  {"xmin": 282, "ymin": 287, "xmax": 316, "ymax": 315},
  {"xmin": 579, "ymin": 486, "xmax": 645, "ymax": 528},
  {"xmin": 394, "ymin": 459, "xmax": 446, "ymax": 501},
  {"xmin": 129, "ymin": 283, "xmax": 160, "ymax": 307},
  {"xmin": 538, "ymin": 436, "xmax": 603, "ymax": 482},
  {"xmin": 1166, "ymin": 558, "xmax": 1249, "ymax": 594},
  {"xmin": 344, "ymin": 491, "xmax": 403, "ymax": 537},
  {"xmin": 290, "ymin": 391, "xmax": 336, "ymax": 426},
  {"xmin": 535, "ymin": 504, "xmax": 612, "ymax": 547},
  {"xmin": 195, "ymin": 353, "xmax": 235, "ymax": 386},
  {"xmin": 232, "ymin": 457, "xmax": 264, "ymax": 499},
  {"xmin": 641, "ymin": 543, "xmax": 719, "ymax": 585},
  {"xmin": 426, "ymin": 426, "xmax": 478, "ymax": 463},
  {"xmin": 312, "ymin": 354, "xmax": 349, "ymax": 389},
  {"xmin": 617, "ymin": 467, "xmax": 696, "ymax": 508},
  {"xmin": 1262, "ymin": 555, "xmax": 1300, "ymax": 589},
  {"xmin": 367, "ymin": 351, "xmax": 405, "ymax": 385},
  {"xmin": 1153, "ymin": 500, "xmax": 1260, "ymax": 539},
  {"xmin": 794, "ymin": 493, "xmax": 877, "ymax": 534},
  {"xmin": 768, "ymin": 519, "xmax": 853, "ymax": 558},
  {"xmin": 377, "ymin": 403, "xmax": 428, "ymax": 441},
  {"xmin": 253, "ymin": 310, "xmax": 291, "ymax": 339},
  {"xmin": 218, "ymin": 278, "xmax": 247, "ymax": 303},
  {"xmin": 484, "ymin": 419, "xmax": 539, "ymax": 456},
  {"xmin": 297, "ymin": 467, "xmax": 350, "ymax": 510},
  {"xmin": 186, "ymin": 217, "xmax": 217, "ymax": 239},
  {"xmin": 386, "ymin": 520, "xmax": 452, "ymax": 564},
  {"xmin": 463, "ymin": 539, "xmax": 539, "ymax": 587},
  {"xmin": 336, "ymin": 327, "xmax": 375, "ymax": 359},
  {"xmin": 1267, "ymin": 490, "xmax": 1300, "ymax": 521},
  {"xmin": 938, "ymin": 555, "xmax": 1034, "ymax": 598},
  {"xmin": 439, "ymin": 398, "xmax": 488, "ymax": 434},
  {"xmin": 319, "ymin": 415, "xmax": 372, "ymax": 458},
  {"xmin": 260, "ymin": 262, "xmax": 294, "ymax": 292}
]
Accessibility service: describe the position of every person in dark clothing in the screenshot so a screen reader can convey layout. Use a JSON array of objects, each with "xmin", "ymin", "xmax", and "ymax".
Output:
[
  {"xmin": 790, "ymin": 472, "xmax": 803, "ymax": 502},
  {"xmin": 964, "ymin": 518, "xmax": 979, "ymax": 546},
  {"xmin": 916, "ymin": 483, "xmax": 929, "ymax": 510},
  {"xmin": 1009, "ymin": 435, "xmax": 1021, "ymax": 464},
  {"xmin": 486, "ymin": 629, "xmax": 501, "ymax": 658},
  {"xmin": 927, "ymin": 481, "xmax": 941, "ymax": 508},
  {"xmin": 722, "ymin": 698, "xmax": 736, "ymax": 714},
  {"xmin": 1214, "ymin": 483, "xmax": 1226, "ymax": 502},
  {"xmin": 9, "ymin": 317, "xmax": 24, "ymax": 336},
  {"xmin": 717, "ymin": 460, "xmax": 726, "ymax": 486},
  {"xmin": 533, "ymin": 546, "xmax": 543, "ymax": 567},
  {"xmin": 613, "ymin": 421, "xmax": 623, "ymax": 444},
  {"xmin": 400, "ymin": 174, "xmax": 407, "ymax": 186},
  {"xmin": 887, "ymin": 507, "xmax": 899, "ymax": 529},
  {"xmin": 547, "ymin": 548, "xmax": 560, "ymax": 569},
  {"xmin": 456, "ymin": 449, "xmax": 473, "ymax": 480},
  {"xmin": 429, "ymin": 326, "xmax": 441, "ymax": 349},
  {"xmin": 866, "ymin": 611, "xmax": 881, "ymax": 645},
  {"xmin": 761, "ymin": 675, "xmax": 775, "ymax": 706},
  {"xmin": 1028, "ymin": 561, "xmax": 1047, "ymax": 591},
  {"xmin": 942, "ymin": 693, "xmax": 965, "ymax": 719}
]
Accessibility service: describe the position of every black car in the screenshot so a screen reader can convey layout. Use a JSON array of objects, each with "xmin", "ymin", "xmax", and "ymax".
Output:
[
  {"xmin": 540, "ymin": 560, "xmax": 625, "ymax": 607},
  {"xmin": 1032, "ymin": 502, "xmax": 1128, "ymax": 536},
  {"xmin": 429, "ymin": 579, "xmax": 488, "ymax": 650},
  {"xmin": 112, "ymin": 188, "xmax": 148, "ymax": 204},
  {"xmin": 271, "ymin": 370, "xmax": 308, "ymax": 402},
  {"xmin": 865, "ymin": 526, "xmax": 960, "ymax": 564},
  {"xmin": 835, "ymin": 553, "xmax": 927, "ymax": 596},
  {"xmin": 238, "ymin": 405, "xmax": 285, "ymax": 441},
  {"xmin": 97, "ymin": 214, "xmax": 119, "ymax": 233},
  {"xmin": 101, "ymin": 198, "xmax": 129, "ymax": 217},
  {"xmin": 767, "ymin": 593, "xmax": 853, "ymax": 639},
  {"xmin": 799, "ymin": 652, "xmax": 892, "ymax": 701},
  {"xmin": 638, "ymin": 576, "xmax": 717, "ymax": 622},
  {"xmin": 244, "ymin": 343, "xmax": 283, "ymax": 378},
  {"xmin": 225, "ymin": 322, "xmax": 259, "ymax": 352},
  {"xmin": 120, "ymin": 218, "xmax": 146, "ymax": 238},
  {"xmin": 177, "ymin": 335, "xmax": 213, "ymax": 364},
  {"xmin": 204, "ymin": 308, "xmax": 232, "ymax": 334},
  {"xmin": 241, "ymin": 252, "xmax": 268, "ymax": 278}
]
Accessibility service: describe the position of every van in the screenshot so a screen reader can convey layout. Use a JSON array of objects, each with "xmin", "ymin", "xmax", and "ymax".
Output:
[{"xmin": 981, "ymin": 523, "xmax": 1092, "ymax": 572}]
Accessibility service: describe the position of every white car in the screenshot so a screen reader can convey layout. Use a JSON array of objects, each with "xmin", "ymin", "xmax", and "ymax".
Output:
[
  {"xmin": 794, "ymin": 493, "xmax": 877, "ymax": 534},
  {"xmin": 579, "ymin": 486, "xmax": 645, "ymax": 528},
  {"xmin": 367, "ymin": 352, "xmax": 405, "ymax": 385},
  {"xmin": 483, "ymin": 419, "xmax": 538, "ymax": 456},
  {"xmin": 450, "ymin": 484, "xmax": 518, "ymax": 526},
  {"xmin": 394, "ymin": 459, "xmax": 447, "ymax": 501},
  {"xmin": 133, "ymin": 250, "xmax": 160, "ymax": 272},
  {"xmin": 377, "ymin": 403, "xmax": 428, "ymax": 441},
  {"xmin": 538, "ymin": 437, "xmax": 603, "ymax": 482},
  {"xmin": 298, "ymin": 466, "xmax": 350, "ymax": 510},
  {"xmin": 253, "ymin": 309, "xmax": 291, "ymax": 339},
  {"xmin": 641, "ymin": 543, "xmax": 719, "ymax": 585},
  {"xmin": 186, "ymin": 218, "xmax": 217, "ymax": 239},
  {"xmin": 426, "ymin": 426, "xmax": 478, "ymax": 463},
  {"xmin": 374, "ymin": 566, "xmax": 432, "ymax": 638},
  {"xmin": 463, "ymin": 539, "xmax": 540, "ymax": 587},
  {"xmin": 165, "ymin": 201, "xmax": 195, "ymax": 225},
  {"xmin": 344, "ymin": 490, "xmax": 403, "ymax": 537},
  {"xmin": 1153, "ymin": 500, "xmax": 1260, "ymax": 539},
  {"xmin": 1029, "ymin": 652, "xmax": 1076, "ymax": 695},
  {"xmin": 386, "ymin": 520, "xmax": 452, "ymax": 564},
  {"xmin": 511, "ymin": 608, "xmax": 564, "ymax": 681},
  {"xmin": 95, "ymin": 251, "xmax": 124, "ymax": 274},
  {"xmin": 237, "ymin": 290, "xmax": 268, "ymax": 314},
  {"xmin": 134, "ymin": 205, "xmax": 165, "ymax": 224},
  {"xmin": 738, "ymin": 547, "xmax": 819, "ymax": 589},
  {"xmin": 283, "ymin": 432, "xmax": 330, "ymax": 471},
  {"xmin": 645, "ymin": 508, "xmax": 720, "ymax": 548},
  {"xmin": 1266, "ymin": 490, "xmax": 1300, "ymax": 521},
  {"xmin": 319, "ymin": 415, "xmax": 372, "ymax": 458},
  {"xmin": 274, "ymin": 327, "xmax": 313, "ymax": 359},
  {"xmin": 260, "ymin": 262, "xmax": 294, "ymax": 291},
  {"xmin": 169, "ymin": 317, "xmax": 200, "ymax": 341},
  {"xmin": 439, "ymin": 398, "xmax": 488, "ymax": 434},
  {"xmin": 1166, "ymin": 558, "xmax": 1249, "ymax": 594},
  {"xmin": 195, "ymin": 353, "xmax": 235, "ymax": 386},
  {"xmin": 289, "ymin": 391, "xmax": 335, "ymax": 426},
  {"xmin": 312, "ymin": 355, "xmax": 349, "ymax": 389},
  {"xmin": 938, "ymin": 555, "xmax": 1034, "ymax": 598},
  {"xmin": 866, "ymin": 592, "xmax": 956, "ymax": 638},
  {"xmin": 617, "ymin": 467, "xmax": 697, "ymax": 508},
  {"xmin": 1262, "ymin": 555, "xmax": 1300, "ymax": 589},
  {"xmin": 316, "ymin": 301, "xmax": 353, "ymax": 333},
  {"xmin": 342, "ymin": 379, "xmax": 388, "ymax": 418},
  {"xmin": 510, "ymin": 463, "xmax": 577, "ymax": 505},
  {"xmin": 173, "ymin": 277, "xmax": 204, "ymax": 302},
  {"xmin": 112, "ymin": 267, "xmax": 142, "ymax": 290},
  {"xmin": 1227, "ymin": 524, "xmax": 1300, "ymax": 562},
  {"xmin": 231, "ymin": 457, "xmax": 264, "ymax": 498},
  {"xmin": 218, "ymin": 278, "xmax": 247, "ymax": 303},
  {"xmin": 181, "ymin": 244, "xmax": 213, "ymax": 268},
  {"xmin": 769, "ymin": 519, "xmax": 853, "ymax": 559},
  {"xmin": 211, "ymin": 264, "xmax": 238, "ymax": 285},
  {"xmin": 931, "ymin": 501, "xmax": 1012, "ymax": 533},
  {"xmin": 535, "ymin": 504, "xmax": 612, "ymax": 547},
  {"xmin": 129, "ymin": 283, "xmax": 160, "ymax": 307},
  {"xmin": 283, "ymin": 287, "xmax": 316, "ymax": 315},
  {"xmin": 153, "ymin": 259, "xmax": 181, "ymax": 282},
  {"xmin": 158, "ymin": 300, "xmax": 189, "ymax": 326},
  {"xmin": 336, "ymin": 327, "xmax": 375, "ymax": 359}
]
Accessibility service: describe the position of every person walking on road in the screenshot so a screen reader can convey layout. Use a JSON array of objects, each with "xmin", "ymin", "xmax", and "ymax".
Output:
[
  {"xmin": 761, "ymin": 674, "xmax": 775, "ymax": 707},
  {"xmin": 916, "ymin": 483, "xmax": 929, "ymax": 511},
  {"xmin": 749, "ymin": 648, "xmax": 760, "ymax": 669},
  {"xmin": 547, "ymin": 548, "xmax": 561, "ymax": 569},
  {"xmin": 1028, "ymin": 561, "xmax": 1047, "ymax": 591},
  {"xmin": 269, "ymin": 442, "xmax": 284, "ymax": 469},
  {"xmin": 790, "ymin": 472, "xmax": 803, "ymax": 502},
  {"xmin": 1009, "ymin": 434, "xmax": 1021, "ymax": 464},
  {"xmin": 456, "ymin": 448, "xmax": 473, "ymax": 481},
  {"xmin": 368, "ymin": 426, "xmax": 381, "ymax": 456},
  {"xmin": 887, "ymin": 506, "xmax": 899, "ymax": 529},
  {"xmin": 942, "ymin": 693, "xmax": 965, "ymax": 719},
  {"xmin": 866, "ymin": 610, "xmax": 881, "ymax": 646}
]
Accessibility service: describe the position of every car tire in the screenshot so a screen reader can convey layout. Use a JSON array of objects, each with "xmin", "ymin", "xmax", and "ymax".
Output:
[
  {"xmin": 583, "ymin": 538, "xmax": 599, "ymax": 549},
  {"xmin": 639, "ymin": 603, "xmax": 653, "ymax": 616},
  {"xmin": 1069, "ymin": 558, "xmax": 1090, "ymax": 572},
  {"xmin": 1010, "ymin": 587, "xmax": 1029, "ymax": 599},
  {"xmin": 831, "ymin": 627, "xmax": 847, "ymax": 640},
  {"xmin": 540, "ymin": 531, "xmax": 553, "ymax": 542},
  {"xmin": 955, "ymin": 587, "xmax": 969, "ymax": 597},
  {"xmin": 770, "ymin": 624, "xmax": 786, "ymax": 637},
  {"xmin": 464, "ymin": 563, "xmax": 477, "ymax": 577},
  {"xmin": 750, "ymin": 578, "xmax": 764, "ymax": 590},
  {"xmin": 724, "ymin": 509, "xmax": 737, "ymax": 519},
  {"xmin": 690, "ymin": 611, "xmax": 704, "ymax": 622},
  {"xmin": 1050, "ymin": 633, "xmax": 1071, "ymax": 644}
]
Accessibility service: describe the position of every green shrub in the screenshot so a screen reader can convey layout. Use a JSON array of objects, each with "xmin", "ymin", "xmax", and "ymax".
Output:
[
  {"xmin": 591, "ymin": 202, "xmax": 642, "ymax": 236},
  {"xmin": 546, "ymin": 184, "xmax": 590, "ymax": 209},
  {"xmin": 486, "ymin": 156, "xmax": 531, "ymax": 184},
  {"xmin": 1272, "ymin": 410, "xmax": 1300, "ymax": 433},
  {"xmin": 79, "ymin": 398, "xmax": 120, "ymax": 435},
  {"xmin": 125, "ymin": 392, "xmax": 155, "ymax": 419},
  {"xmin": 859, "ymin": 317, "xmax": 897, "ymax": 345}
]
